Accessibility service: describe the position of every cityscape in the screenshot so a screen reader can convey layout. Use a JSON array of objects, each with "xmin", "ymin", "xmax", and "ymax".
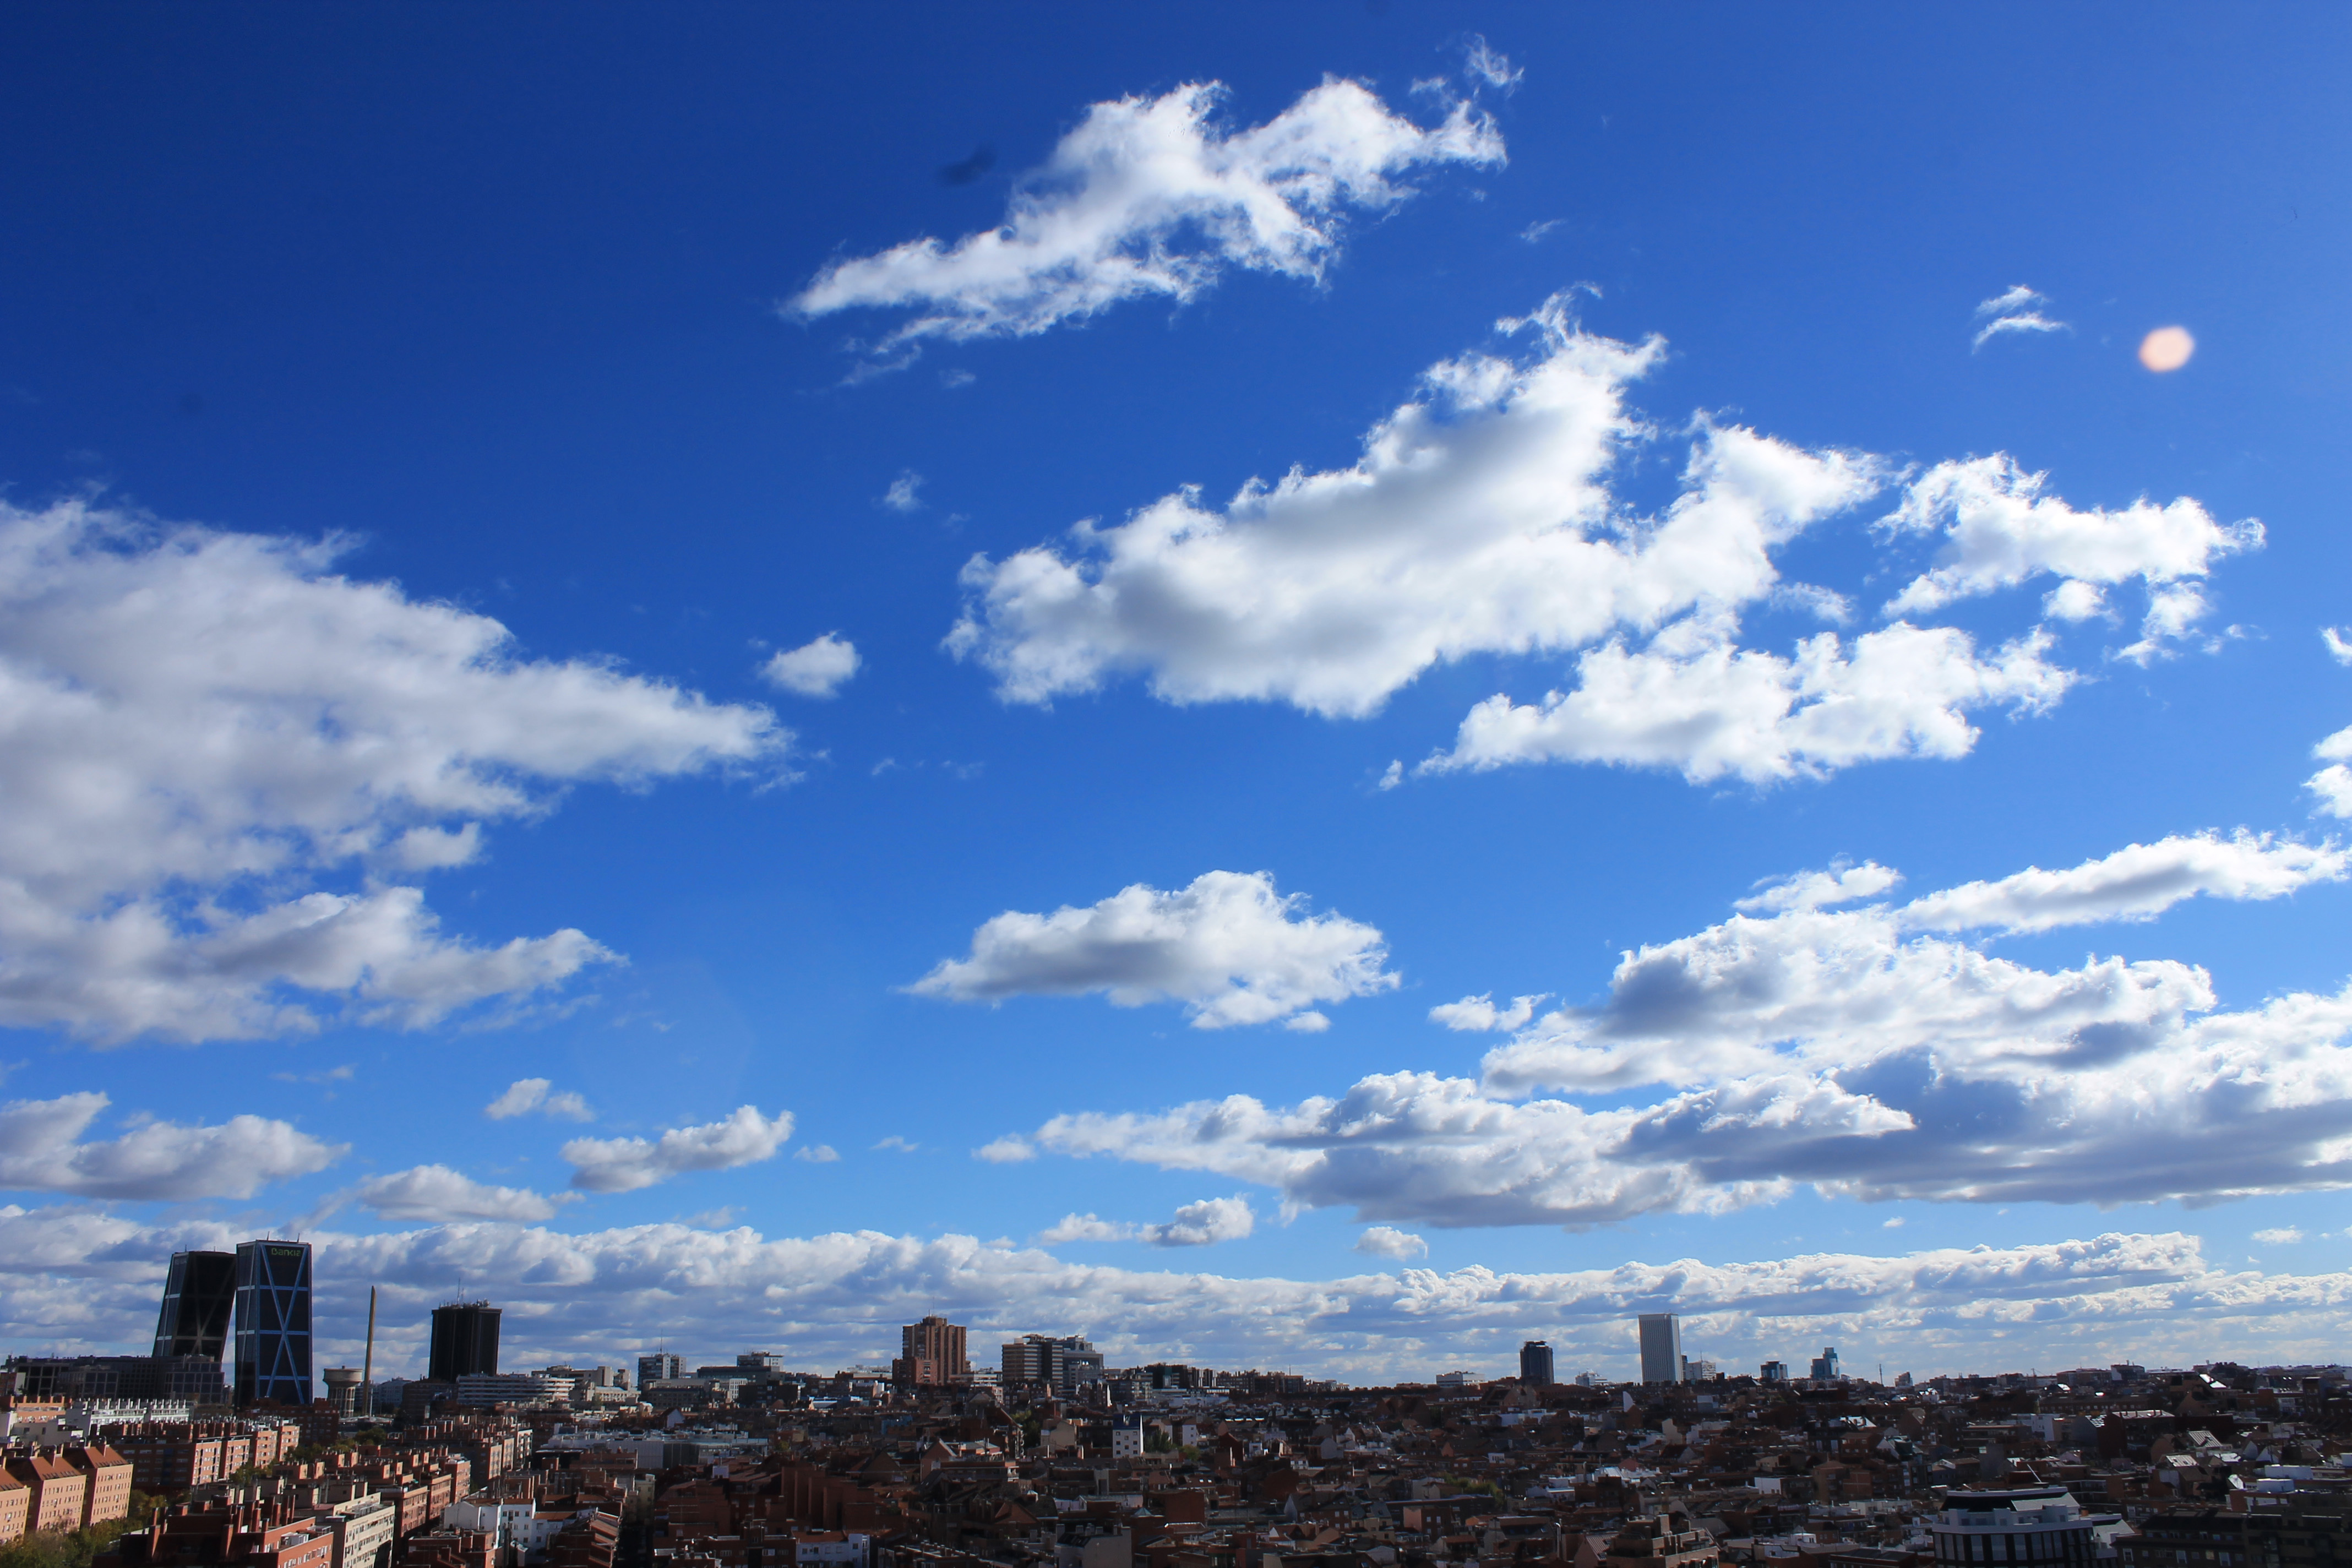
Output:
[
  {"xmin": 3, "ymin": 12, "xmax": 2350, "ymax": 1568},
  {"xmin": 3, "ymin": 1247, "xmax": 2349, "ymax": 1568}
]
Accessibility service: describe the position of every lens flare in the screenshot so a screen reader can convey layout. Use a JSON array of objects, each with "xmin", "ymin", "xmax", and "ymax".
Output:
[{"xmin": 2139, "ymin": 325, "xmax": 2195, "ymax": 372}]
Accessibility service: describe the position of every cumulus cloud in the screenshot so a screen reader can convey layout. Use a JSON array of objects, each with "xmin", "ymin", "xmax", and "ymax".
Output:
[
  {"xmin": 2309, "ymin": 727, "xmax": 2352, "ymax": 820},
  {"xmin": 952, "ymin": 307, "xmax": 1888, "ymax": 720},
  {"xmin": 1736, "ymin": 862, "xmax": 1902, "ymax": 913},
  {"xmin": 793, "ymin": 1145, "xmax": 840, "ymax": 1164},
  {"xmin": 1897, "ymin": 832, "xmax": 2345, "ymax": 934},
  {"xmin": 1879, "ymin": 455, "xmax": 2261, "ymax": 660},
  {"xmin": 998, "ymin": 833, "xmax": 2352, "ymax": 1228},
  {"xmin": 880, "ymin": 472, "xmax": 924, "ymax": 513},
  {"xmin": 0, "ymin": 499, "xmax": 783, "ymax": 1045},
  {"xmin": 2252, "ymin": 1227, "xmax": 2304, "ymax": 1245},
  {"xmin": 483, "ymin": 1079, "xmax": 594, "ymax": 1122},
  {"xmin": 0, "ymin": 1093, "xmax": 342, "ymax": 1201},
  {"xmin": 909, "ymin": 870, "xmax": 1395, "ymax": 1030},
  {"xmin": 973, "ymin": 1135, "xmax": 1035, "ymax": 1163},
  {"xmin": 562, "ymin": 1106, "xmax": 794, "ymax": 1193},
  {"xmin": 1423, "ymin": 619, "xmax": 2071, "ymax": 784},
  {"xmin": 1354, "ymin": 1225, "xmax": 1428, "ymax": 1260},
  {"xmin": 6, "ymin": 1207, "xmax": 2338, "ymax": 1379},
  {"xmin": 759, "ymin": 633, "xmax": 861, "ymax": 699},
  {"xmin": 1429, "ymin": 993, "xmax": 1547, "ymax": 1032},
  {"xmin": 1037, "ymin": 1199, "xmax": 1253, "ymax": 1247},
  {"xmin": 791, "ymin": 78, "xmax": 1501, "ymax": 355},
  {"xmin": 352, "ymin": 1164, "xmax": 565, "ymax": 1222},
  {"xmin": 1972, "ymin": 286, "xmax": 2071, "ymax": 351}
]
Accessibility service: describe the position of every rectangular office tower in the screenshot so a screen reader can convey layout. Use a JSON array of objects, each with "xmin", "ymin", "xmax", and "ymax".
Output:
[
  {"xmin": 233, "ymin": 1240, "xmax": 313, "ymax": 1408},
  {"xmin": 428, "ymin": 1302, "xmax": 502, "ymax": 1382},
  {"xmin": 154, "ymin": 1250, "xmax": 237, "ymax": 1359},
  {"xmin": 1637, "ymin": 1312, "xmax": 1683, "ymax": 1384},
  {"xmin": 1520, "ymin": 1340, "xmax": 1555, "ymax": 1386}
]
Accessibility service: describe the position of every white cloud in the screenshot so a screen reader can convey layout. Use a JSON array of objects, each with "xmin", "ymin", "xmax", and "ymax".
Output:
[
  {"xmin": 2252, "ymin": 1228, "xmax": 2305, "ymax": 1245},
  {"xmin": 973, "ymin": 1135, "xmax": 1035, "ymax": 1163},
  {"xmin": 483, "ymin": 1078, "xmax": 594, "ymax": 1122},
  {"xmin": 562, "ymin": 1106, "xmax": 793, "ymax": 1193},
  {"xmin": 1736, "ymin": 862, "xmax": 1902, "ymax": 913},
  {"xmin": 872, "ymin": 1135, "xmax": 918, "ymax": 1153},
  {"xmin": 2324, "ymin": 627, "xmax": 2352, "ymax": 666},
  {"xmin": 791, "ymin": 78, "xmax": 1501, "ymax": 353},
  {"xmin": 793, "ymin": 1145, "xmax": 840, "ymax": 1163},
  {"xmin": 0, "ymin": 1092, "xmax": 342, "ymax": 1201},
  {"xmin": 2310, "ymin": 726, "xmax": 2352, "ymax": 819},
  {"xmin": 2044, "ymin": 579, "xmax": 2109, "ymax": 623},
  {"xmin": 1971, "ymin": 286, "xmax": 2070, "ymax": 352},
  {"xmin": 951, "ymin": 307, "xmax": 1886, "ymax": 720},
  {"xmin": 0, "ymin": 499, "xmax": 783, "ymax": 1045},
  {"xmin": 1461, "ymin": 36, "xmax": 1523, "ymax": 92},
  {"xmin": 759, "ymin": 633, "xmax": 861, "ymax": 699},
  {"xmin": 1001, "ymin": 832, "xmax": 2352, "ymax": 1228},
  {"xmin": 3, "ymin": 1206, "xmax": 2348, "ymax": 1379},
  {"xmin": 909, "ymin": 869, "xmax": 1395, "ymax": 1029},
  {"xmin": 352, "ymin": 1164, "xmax": 565, "ymax": 1222},
  {"xmin": 1878, "ymin": 456, "xmax": 2261, "ymax": 649},
  {"xmin": 1423, "ymin": 619, "xmax": 2071, "ymax": 785},
  {"xmin": 1429, "ymin": 993, "xmax": 1547, "ymax": 1032},
  {"xmin": 1897, "ymin": 832, "xmax": 2346, "ymax": 934},
  {"xmin": 1354, "ymin": 1225, "xmax": 1428, "ymax": 1260},
  {"xmin": 1037, "ymin": 1195, "xmax": 1254, "ymax": 1248},
  {"xmin": 880, "ymin": 472, "xmax": 924, "ymax": 513}
]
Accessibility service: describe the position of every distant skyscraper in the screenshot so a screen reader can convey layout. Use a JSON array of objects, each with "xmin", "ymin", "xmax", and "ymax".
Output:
[
  {"xmin": 894, "ymin": 1315, "xmax": 967, "ymax": 1386},
  {"xmin": 1810, "ymin": 1345, "xmax": 1842, "ymax": 1380},
  {"xmin": 428, "ymin": 1302, "xmax": 501, "ymax": 1382},
  {"xmin": 233, "ymin": 1239, "xmax": 312, "ymax": 1407},
  {"xmin": 153, "ymin": 1250, "xmax": 237, "ymax": 1360},
  {"xmin": 638, "ymin": 1352, "xmax": 682, "ymax": 1387},
  {"xmin": 1760, "ymin": 1359, "xmax": 1788, "ymax": 1382},
  {"xmin": 1637, "ymin": 1312, "xmax": 1683, "ymax": 1384},
  {"xmin": 1519, "ymin": 1340, "xmax": 1555, "ymax": 1386}
]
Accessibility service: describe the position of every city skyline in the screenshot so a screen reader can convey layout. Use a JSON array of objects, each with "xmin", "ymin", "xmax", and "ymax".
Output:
[{"xmin": 3, "ymin": 6, "xmax": 2351, "ymax": 1383}]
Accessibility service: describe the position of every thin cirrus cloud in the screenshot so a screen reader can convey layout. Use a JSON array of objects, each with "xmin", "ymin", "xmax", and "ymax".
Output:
[
  {"xmin": 483, "ymin": 1079, "xmax": 594, "ymax": 1122},
  {"xmin": 789, "ymin": 76, "xmax": 1502, "ymax": 360},
  {"xmin": 908, "ymin": 869, "xmax": 1395, "ymax": 1030},
  {"xmin": 351, "ymin": 1164, "xmax": 568, "ymax": 1223},
  {"xmin": 0, "ymin": 1092, "xmax": 342, "ymax": 1201},
  {"xmin": 988, "ymin": 832, "xmax": 2351, "ymax": 1230},
  {"xmin": 0, "ymin": 499, "xmax": 785, "ymax": 1047},
  {"xmin": 562, "ymin": 1106, "xmax": 794, "ymax": 1193},
  {"xmin": 1970, "ymin": 285, "xmax": 2071, "ymax": 351},
  {"xmin": 950, "ymin": 296, "xmax": 2250, "ymax": 787},
  {"xmin": 2, "ymin": 1205, "xmax": 2335, "ymax": 1377},
  {"xmin": 1036, "ymin": 1195, "xmax": 1255, "ymax": 1248},
  {"xmin": 759, "ymin": 633, "xmax": 861, "ymax": 699}
]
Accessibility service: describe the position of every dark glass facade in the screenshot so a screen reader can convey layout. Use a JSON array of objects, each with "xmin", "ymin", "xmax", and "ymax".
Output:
[
  {"xmin": 153, "ymin": 1250, "xmax": 237, "ymax": 1359},
  {"xmin": 1520, "ymin": 1340, "xmax": 1555, "ymax": 1386},
  {"xmin": 428, "ymin": 1302, "xmax": 501, "ymax": 1382},
  {"xmin": 233, "ymin": 1239, "xmax": 313, "ymax": 1408}
]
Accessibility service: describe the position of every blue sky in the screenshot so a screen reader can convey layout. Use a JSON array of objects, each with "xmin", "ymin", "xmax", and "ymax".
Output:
[{"xmin": 4, "ymin": 3, "xmax": 2351, "ymax": 1385}]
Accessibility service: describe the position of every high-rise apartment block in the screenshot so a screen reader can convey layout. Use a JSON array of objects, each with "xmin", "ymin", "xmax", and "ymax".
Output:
[
  {"xmin": 894, "ymin": 1316, "xmax": 967, "ymax": 1387},
  {"xmin": 1001, "ymin": 1334, "xmax": 1102, "ymax": 1396},
  {"xmin": 233, "ymin": 1240, "xmax": 312, "ymax": 1408},
  {"xmin": 638, "ymin": 1352, "xmax": 682, "ymax": 1387},
  {"xmin": 153, "ymin": 1251, "xmax": 237, "ymax": 1360},
  {"xmin": 428, "ymin": 1302, "xmax": 502, "ymax": 1382},
  {"xmin": 1637, "ymin": 1313, "xmax": 1683, "ymax": 1385},
  {"xmin": 1519, "ymin": 1340, "xmax": 1555, "ymax": 1386}
]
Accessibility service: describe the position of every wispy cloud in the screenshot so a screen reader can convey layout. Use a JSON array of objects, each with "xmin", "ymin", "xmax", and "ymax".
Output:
[{"xmin": 1972, "ymin": 285, "xmax": 2071, "ymax": 351}]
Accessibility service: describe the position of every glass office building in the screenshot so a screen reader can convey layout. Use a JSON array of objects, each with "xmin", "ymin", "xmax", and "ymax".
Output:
[
  {"xmin": 153, "ymin": 1250, "xmax": 238, "ymax": 1360},
  {"xmin": 233, "ymin": 1239, "xmax": 313, "ymax": 1408}
]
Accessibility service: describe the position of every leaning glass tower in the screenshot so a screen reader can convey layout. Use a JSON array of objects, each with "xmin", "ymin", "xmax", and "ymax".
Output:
[{"xmin": 233, "ymin": 1239, "xmax": 313, "ymax": 1407}]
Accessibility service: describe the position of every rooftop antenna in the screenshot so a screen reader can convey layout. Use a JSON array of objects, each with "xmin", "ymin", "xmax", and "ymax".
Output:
[{"xmin": 361, "ymin": 1286, "xmax": 377, "ymax": 1418}]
